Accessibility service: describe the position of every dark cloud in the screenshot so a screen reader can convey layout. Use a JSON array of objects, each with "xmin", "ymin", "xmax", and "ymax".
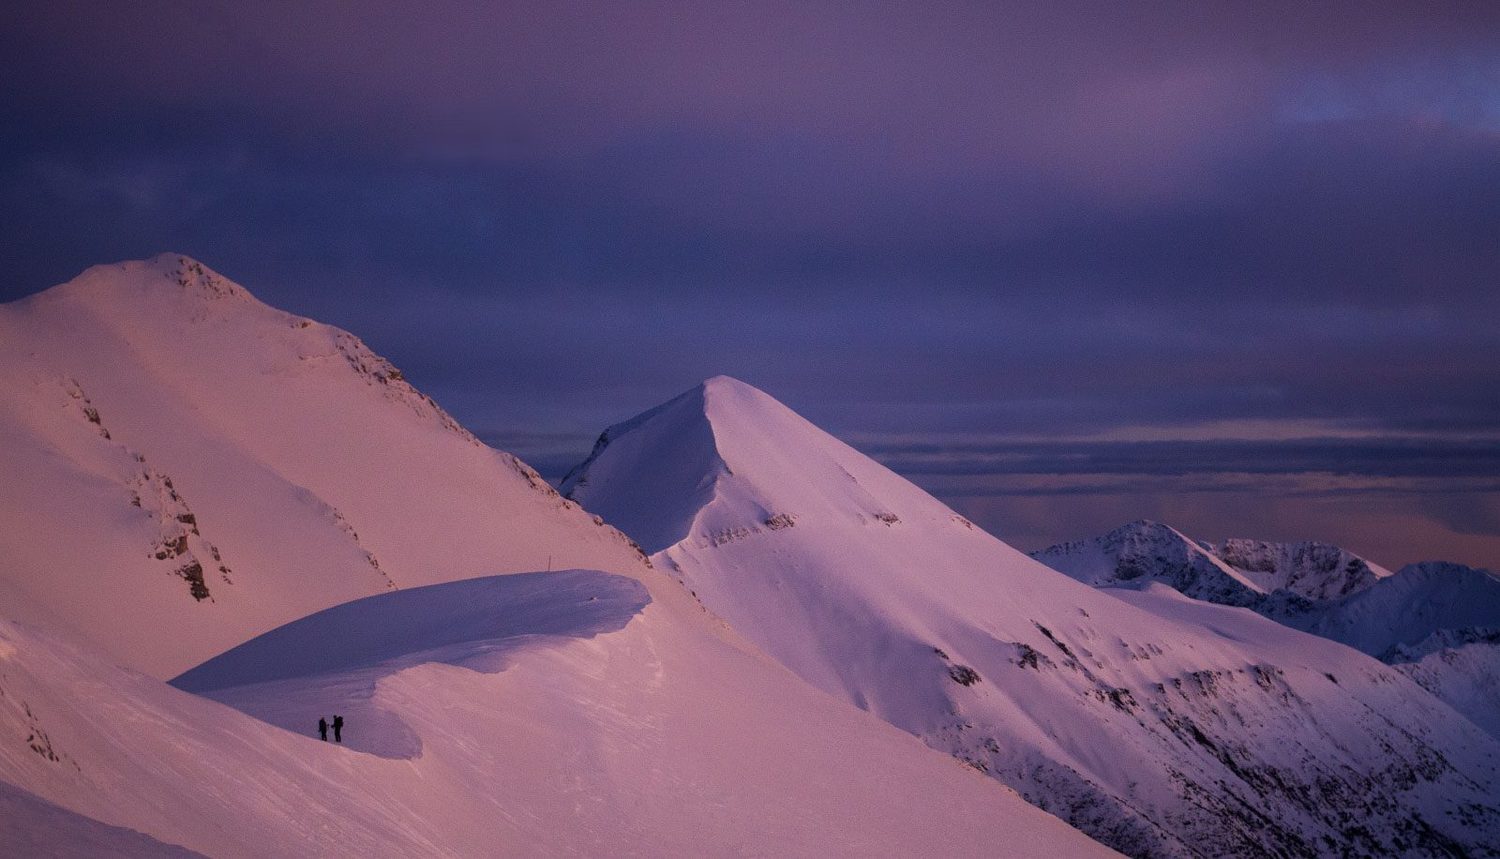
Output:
[
  {"xmin": 862, "ymin": 437, "xmax": 1500, "ymax": 479},
  {"xmin": 2, "ymin": 1, "xmax": 1498, "ymax": 566}
]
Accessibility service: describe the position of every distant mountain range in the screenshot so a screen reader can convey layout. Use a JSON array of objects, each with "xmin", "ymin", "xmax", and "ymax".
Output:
[{"xmin": 1033, "ymin": 521, "xmax": 1500, "ymax": 738}]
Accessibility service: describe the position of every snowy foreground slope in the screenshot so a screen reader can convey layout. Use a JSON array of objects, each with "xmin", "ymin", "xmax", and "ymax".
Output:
[
  {"xmin": 1035, "ymin": 522, "xmax": 1500, "ymax": 739},
  {"xmin": 564, "ymin": 377, "xmax": 1500, "ymax": 858},
  {"xmin": 0, "ymin": 255, "xmax": 649, "ymax": 677},
  {"xmin": 0, "ymin": 573, "xmax": 1113, "ymax": 858}
]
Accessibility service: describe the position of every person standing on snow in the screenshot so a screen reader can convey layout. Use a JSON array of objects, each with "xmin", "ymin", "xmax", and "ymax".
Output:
[
  {"xmin": 332, "ymin": 714, "xmax": 343, "ymax": 743},
  {"xmin": 318, "ymin": 717, "xmax": 329, "ymax": 741}
]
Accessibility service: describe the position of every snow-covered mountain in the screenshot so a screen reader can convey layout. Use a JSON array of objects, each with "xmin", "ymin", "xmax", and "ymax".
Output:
[
  {"xmin": 1209, "ymin": 536, "xmax": 1391, "ymax": 602},
  {"xmin": 1306, "ymin": 561, "xmax": 1500, "ymax": 739},
  {"xmin": 0, "ymin": 257, "xmax": 1113, "ymax": 856},
  {"xmin": 564, "ymin": 376, "xmax": 1500, "ymax": 857},
  {"xmin": 1034, "ymin": 523, "xmax": 1500, "ymax": 740},
  {"xmin": 1, "ymin": 576, "xmax": 1110, "ymax": 857},
  {"xmin": 1031, "ymin": 521, "xmax": 1389, "ymax": 614},
  {"xmin": 0, "ymin": 255, "xmax": 650, "ymax": 677}
]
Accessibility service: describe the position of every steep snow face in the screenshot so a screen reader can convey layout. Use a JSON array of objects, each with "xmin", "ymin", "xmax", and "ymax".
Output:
[
  {"xmin": 0, "ymin": 578, "xmax": 1114, "ymax": 858},
  {"xmin": 560, "ymin": 383, "xmax": 726, "ymax": 554},
  {"xmin": 565, "ymin": 377, "xmax": 1500, "ymax": 857},
  {"xmin": 0, "ymin": 256, "xmax": 649, "ymax": 676}
]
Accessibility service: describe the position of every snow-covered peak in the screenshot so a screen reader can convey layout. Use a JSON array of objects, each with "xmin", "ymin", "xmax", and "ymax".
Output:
[
  {"xmin": 1307, "ymin": 560, "xmax": 1500, "ymax": 657},
  {"xmin": 564, "ymin": 375, "xmax": 952, "ymax": 554},
  {"xmin": 23, "ymin": 254, "xmax": 255, "ymax": 313},
  {"xmin": 1034, "ymin": 521, "xmax": 1395, "ymax": 608},
  {"xmin": 0, "ymin": 256, "xmax": 651, "ymax": 676},
  {"xmin": 1032, "ymin": 519, "xmax": 1269, "ymax": 606},
  {"xmin": 565, "ymin": 382, "xmax": 1500, "ymax": 855},
  {"xmin": 1210, "ymin": 537, "xmax": 1391, "ymax": 601},
  {"xmin": 560, "ymin": 380, "xmax": 727, "ymax": 554}
]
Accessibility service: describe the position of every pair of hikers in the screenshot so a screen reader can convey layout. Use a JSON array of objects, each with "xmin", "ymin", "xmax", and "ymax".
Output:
[{"xmin": 317, "ymin": 715, "xmax": 344, "ymax": 743}]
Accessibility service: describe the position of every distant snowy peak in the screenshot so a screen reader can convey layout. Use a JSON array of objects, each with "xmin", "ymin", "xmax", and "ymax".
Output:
[
  {"xmin": 1032, "ymin": 520, "xmax": 1390, "ymax": 608},
  {"xmin": 1307, "ymin": 560, "xmax": 1500, "ymax": 658},
  {"xmin": 1032, "ymin": 520, "xmax": 1268, "ymax": 607},
  {"xmin": 1210, "ymin": 537, "xmax": 1391, "ymax": 601},
  {"xmin": 1035, "ymin": 523, "xmax": 1500, "ymax": 740},
  {"xmin": 563, "ymin": 375, "xmax": 965, "ymax": 554}
]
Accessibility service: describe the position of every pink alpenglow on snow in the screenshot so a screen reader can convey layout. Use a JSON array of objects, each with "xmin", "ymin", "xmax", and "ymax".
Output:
[
  {"xmin": 0, "ymin": 259, "xmax": 1114, "ymax": 857},
  {"xmin": 563, "ymin": 376, "xmax": 1500, "ymax": 857},
  {"xmin": 0, "ymin": 580, "xmax": 1115, "ymax": 857}
]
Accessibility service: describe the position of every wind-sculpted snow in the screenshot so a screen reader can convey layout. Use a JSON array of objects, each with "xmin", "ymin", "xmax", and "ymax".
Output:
[
  {"xmin": 560, "ymin": 384, "xmax": 727, "ymax": 554},
  {"xmin": 174, "ymin": 571, "xmax": 650, "ymax": 691},
  {"xmin": 172, "ymin": 571, "xmax": 651, "ymax": 758},
  {"xmin": 567, "ymin": 376, "xmax": 1500, "ymax": 857}
]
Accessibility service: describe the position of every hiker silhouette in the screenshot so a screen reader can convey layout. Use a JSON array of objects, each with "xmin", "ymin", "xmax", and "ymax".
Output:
[
  {"xmin": 333, "ymin": 714, "xmax": 343, "ymax": 743},
  {"xmin": 317, "ymin": 717, "xmax": 328, "ymax": 741}
]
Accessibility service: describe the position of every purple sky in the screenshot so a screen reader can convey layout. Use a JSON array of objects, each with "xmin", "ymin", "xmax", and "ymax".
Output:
[{"xmin": 3, "ymin": 2, "xmax": 1499, "ymax": 567}]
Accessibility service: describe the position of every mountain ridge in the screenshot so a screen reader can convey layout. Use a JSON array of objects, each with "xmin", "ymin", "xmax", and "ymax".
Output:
[
  {"xmin": 564, "ymin": 375, "xmax": 1500, "ymax": 857},
  {"xmin": 1033, "ymin": 521, "xmax": 1500, "ymax": 740},
  {"xmin": 0, "ymin": 255, "xmax": 652, "ymax": 675}
]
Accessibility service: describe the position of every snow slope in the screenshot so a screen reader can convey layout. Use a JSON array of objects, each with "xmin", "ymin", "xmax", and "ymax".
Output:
[
  {"xmin": 564, "ymin": 376, "xmax": 1500, "ymax": 858},
  {"xmin": 0, "ymin": 255, "xmax": 649, "ymax": 676},
  {"xmin": 1306, "ymin": 561, "xmax": 1500, "ymax": 657},
  {"xmin": 0, "ymin": 780, "xmax": 201, "ymax": 858},
  {"xmin": 1308, "ymin": 561, "xmax": 1500, "ymax": 739},
  {"xmin": 0, "ymin": 574, "xmax": 1113, "ymax": 858},
  {"xmin": 1035, "ymin": 524, "xmax": 1500, "ymax": 740}
]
